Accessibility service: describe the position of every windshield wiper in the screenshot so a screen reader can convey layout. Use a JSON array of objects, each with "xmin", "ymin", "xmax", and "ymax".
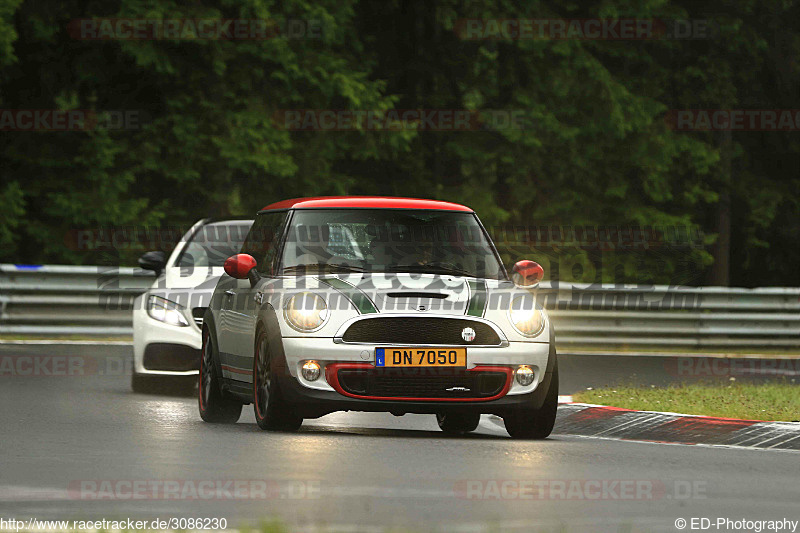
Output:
[
  {"xmin": 284, "ymin": 263, "xmax": 477, "ymax": 277},
  {"xmin": 283, "ymin": 264, "xmax": 367, "ymax": 274},
  {"xmin": 387, "ymin": 264, "xmax": 476, "ymax": 278}
]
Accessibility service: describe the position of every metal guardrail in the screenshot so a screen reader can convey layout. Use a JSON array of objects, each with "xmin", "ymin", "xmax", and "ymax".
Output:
[
  {"xmin": 538, "ymin": 285, "xmax": 800, "ymax": 348},
  {"xmin": 0, "ymin": 264, "xmax": 153, "ymax": 336},
  {"xmin": 1, "ymin": 264, "xmax": 799, "ymax": 349}
]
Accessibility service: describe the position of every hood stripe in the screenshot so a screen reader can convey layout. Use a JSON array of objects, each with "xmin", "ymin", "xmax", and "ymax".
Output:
[
  {"xmin": 318, "ymin": 277, "xmax": 378, "ymax": 314},
  {"xmin": 466, "ymin": 279, "xmax": 487, "ymax": 317}
]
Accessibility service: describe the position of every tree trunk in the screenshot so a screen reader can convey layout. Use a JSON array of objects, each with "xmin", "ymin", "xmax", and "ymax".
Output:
[{"xmin": 708, "ymin": 130, "xmax": 732, "ymax": 286}]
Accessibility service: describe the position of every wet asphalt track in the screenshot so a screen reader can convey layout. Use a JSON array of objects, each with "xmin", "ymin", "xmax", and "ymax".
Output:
[{"xmin": 0, "ymin": 344, "xmax": 798, "ymax": 532}]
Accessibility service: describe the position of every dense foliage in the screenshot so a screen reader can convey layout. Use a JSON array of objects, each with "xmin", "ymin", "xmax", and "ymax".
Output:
[{"xmin": 0, "ymin": 0, "xmax": 797, "ymax": 286}]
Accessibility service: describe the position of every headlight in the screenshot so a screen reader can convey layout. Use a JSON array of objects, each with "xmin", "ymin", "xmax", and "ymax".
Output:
[
  {"xmin": 284, "ymin": 292, "xmax": 329, "ymax": 332},
  {"xmin": 147, "ymin": 295, "xmax": 189, "ymax": 327},
  {"xmin": 508, "ymin": 295, "xmax": 544, "ymax": 337}
]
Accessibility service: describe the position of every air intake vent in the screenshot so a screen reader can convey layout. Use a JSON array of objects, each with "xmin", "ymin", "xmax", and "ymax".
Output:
[
  {"xmin": 192, "ymin": 307, "xmax": 207, "ymax": 328},
  {"xmin": 341, "ymin": 317, "xmax": 502, "ymax": 345},
  {"xmin": 336, "ymin": 367, "xmax": 507, "ymax": 399}
]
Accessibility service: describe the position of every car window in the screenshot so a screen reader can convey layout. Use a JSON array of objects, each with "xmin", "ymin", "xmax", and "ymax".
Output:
[
  {"xmin": 240, "ymin": 211, "xmax": 290, "ymax": 275},
  {"xmin": 175, "ymin": 221, "xmax": 253, "ymax": 268},
  {"xmin": 280, "ymin": 209, "xmax": 505, "ymax": 279}
]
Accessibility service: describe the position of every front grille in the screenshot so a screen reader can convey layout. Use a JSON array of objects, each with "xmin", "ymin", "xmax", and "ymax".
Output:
[
  {"xmin": 336, "ymin": 367, "xmax": 507, "ymax": 399},
  {"xmin": 341, "ymin": 317, "xmax": 502, "ymax": 345},
  {"xmin": 143, "ymin": 343, "xmax": 201, "ymax": 371}
]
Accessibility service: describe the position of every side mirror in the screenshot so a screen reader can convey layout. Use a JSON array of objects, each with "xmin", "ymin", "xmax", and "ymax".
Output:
[
  {"xmin": 224, "ymin": 254, "xmax": 257, "ymax": 279},
  {"xmin": 138, "ymin": 251, "xmax": 167, "ymax": 275},
  {"xmin": 512, "ymin": 260, "xmax": 544, "ymax": 287}
]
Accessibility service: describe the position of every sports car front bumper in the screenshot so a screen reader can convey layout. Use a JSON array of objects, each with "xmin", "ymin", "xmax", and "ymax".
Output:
[
  {"xmin": 282, "ymin": 337, "xmax": 550, "ymax": 388},
  {"xmin": 277, "ymin": 367, "xmax": 556, "ymax": 419},
  {"xmin": 132, "ymin": 300, "xmax": 201, "ymax": 376},
  {"xmin": 277, "ymin": 336, "xmax": 553, "ymax": 417}
]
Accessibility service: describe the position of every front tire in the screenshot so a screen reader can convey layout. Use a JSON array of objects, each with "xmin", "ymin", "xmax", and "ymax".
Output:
[
  {"xmin": 503, "ymin": 363, "xmax": 559, "ymax": 440},
  {"xmin": 253, "ymin": 329, "xmax": 303, "ymax": 431},
  {"xmin": 436, "ymin": 412, "xmax": 480, "ymax": 434},
  {"xmin": 198, "ymin": 329, "xmax": 242, "ymax": 423}
]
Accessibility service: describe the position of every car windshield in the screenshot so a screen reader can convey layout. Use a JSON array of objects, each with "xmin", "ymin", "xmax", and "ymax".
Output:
[
  {"xmin": 176, "ymin": 220, "xmax": 253, "ymax": 268},
  {"xmin": 280, "ymin": 209, "xmax": 505, "ymax": 279}
]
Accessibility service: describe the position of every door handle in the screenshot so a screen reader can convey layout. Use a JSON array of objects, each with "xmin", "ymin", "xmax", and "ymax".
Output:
[{"xmin": 224, "ymin": 289, "xmax": 235, "ymax": 297}]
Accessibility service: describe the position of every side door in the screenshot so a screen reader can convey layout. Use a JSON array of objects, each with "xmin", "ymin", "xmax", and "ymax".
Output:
[{"xmin": 217, "ymin": 211, "xmax": 289, "ymax": 382}]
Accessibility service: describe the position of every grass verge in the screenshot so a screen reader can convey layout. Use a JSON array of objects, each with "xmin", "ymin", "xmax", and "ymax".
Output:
[
  {"xmin": 0, "ymin": 335, "xmax": 132, "ymax": 342},
  {"xmin": 562, "ymin": 344, "xmax": 800, "ymax": 358},
  {"xmin": 573, "ymin": 382, "xmax": 800, "ymax": 422}
]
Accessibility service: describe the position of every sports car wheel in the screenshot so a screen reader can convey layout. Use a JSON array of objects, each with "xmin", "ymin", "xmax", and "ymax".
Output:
[
  {"xmin": 253, "ymin": 329, "xmax": 303, "ymax": 431},
  {"xmin": 436, "ymin": 412, "xmax": 480, "ymax": 434},
  {"xmin": 198, "ymin": 329, "xmax": 242, "ymax": 423},
  {"xmin": 503, "ymin": 362, "xmax": 558, "ymax": 440}
]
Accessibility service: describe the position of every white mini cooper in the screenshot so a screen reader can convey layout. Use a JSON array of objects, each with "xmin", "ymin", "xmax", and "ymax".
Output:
[{"xmin": 199, "ymin": 197, "xmax": 558, "ymax": 439}]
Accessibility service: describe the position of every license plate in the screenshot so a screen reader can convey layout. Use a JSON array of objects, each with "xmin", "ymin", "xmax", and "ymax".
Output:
[{"xmin": 375, "ymin": 347, "xmax": 467, "ymax": 368}]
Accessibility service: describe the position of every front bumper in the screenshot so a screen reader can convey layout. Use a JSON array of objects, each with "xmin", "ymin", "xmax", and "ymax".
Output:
[
  {"xmin": 278, "ymin": 368, "xmax": 555, "ymax": 419},
  {"xmin": 282, "ymin": 337, "xmax": 550, "ymax": 392},
  {"xmin": 276, "ymin": 336, "xmax": 553, "ymax": 417},
  {"xmin": 132, "ymin": 299, "xmax": 201, "ymax": 376}
]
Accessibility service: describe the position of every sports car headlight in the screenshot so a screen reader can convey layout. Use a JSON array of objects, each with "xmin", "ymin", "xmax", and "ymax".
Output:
[
  {"xmin": 508, "ymin": 295, "xmax": 544, "ymax": 337},
  {"xmin": 284, "ymin": 292, "xmax": 329, "ymax": 332},
  {"xmin": 147, "ymin": 295, "xmax": 190, "ymax": 327}
]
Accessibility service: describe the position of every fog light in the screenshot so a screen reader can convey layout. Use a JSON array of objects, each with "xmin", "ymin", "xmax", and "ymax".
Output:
[
  {"xmin": 302, "ymin": 361, "xmax": 321, "ymax": 381},
  {"xmin": 515, "ymin": 365, "xmax": 535, "ymax": 386}
]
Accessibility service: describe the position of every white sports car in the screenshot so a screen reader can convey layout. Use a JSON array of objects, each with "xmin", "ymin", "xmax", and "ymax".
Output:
[
  {"xmin": 199, "ymin": 197, "xmax": 558, "ymax": 439},
  {"xmin": 131, "ymin": 218, "xmax": 252, "ymax": 392}
]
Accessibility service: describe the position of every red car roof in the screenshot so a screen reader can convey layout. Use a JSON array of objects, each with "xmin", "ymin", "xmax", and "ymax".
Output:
[{"xmin": 259, "ymin": 196, "xmax": 473, "ymax": 212}]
